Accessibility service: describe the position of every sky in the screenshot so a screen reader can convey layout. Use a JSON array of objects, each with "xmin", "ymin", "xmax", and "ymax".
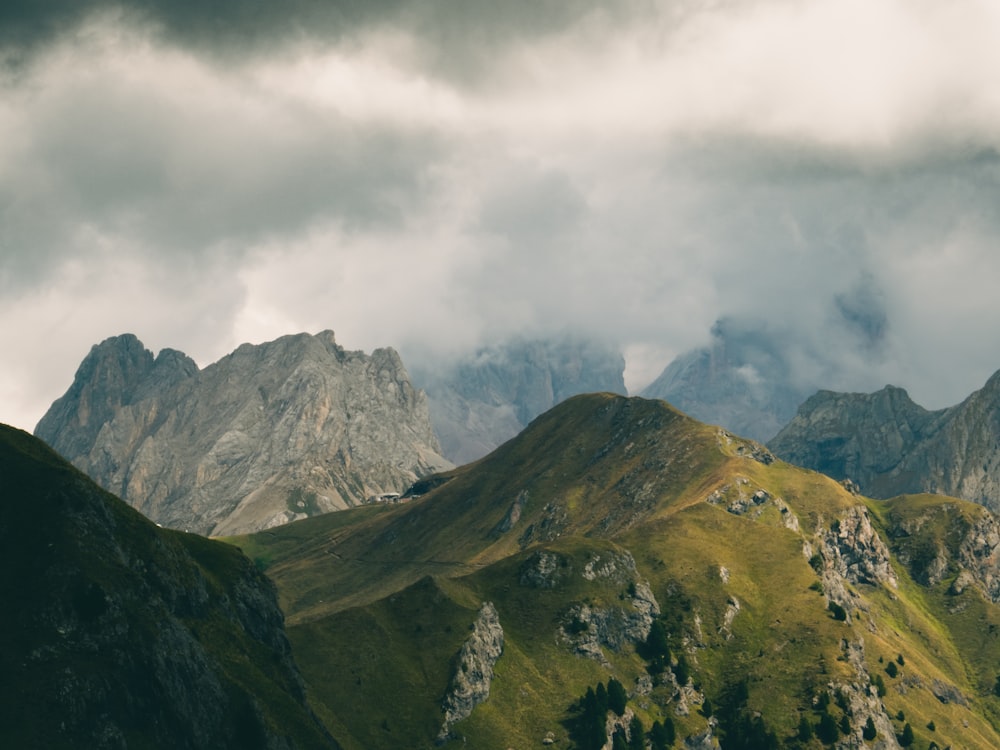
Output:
[{"xmin": 3, "ymin": 0, "xmax": 1000, "ymax": 433}]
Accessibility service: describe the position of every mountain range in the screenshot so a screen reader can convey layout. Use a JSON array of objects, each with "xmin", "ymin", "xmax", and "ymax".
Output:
[
  {"xmin": 36, "ymin": 326, "xmax": 1000, "ymax": 537},
  {"xmin": 769, "ymin": 372, "xmax": 1000, "ymax": 513},
  {"xmin": 35, "ymin": 331, "xmax": 626, "ymax": 534},
  {"xmin": 227, "ymin": 393, "xmax": 1000, "ymax": 749},
  {"xmin": 14, "ymin": 386, "xmax": 1000, "ymax": 747}
]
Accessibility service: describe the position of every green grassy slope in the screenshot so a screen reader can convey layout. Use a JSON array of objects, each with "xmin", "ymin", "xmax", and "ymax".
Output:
[
  {"xmin": 230, "ymin": 394, "xmax": 724, "ymax": 622},
  {"xmin": 237, "ymin": 394, "xmax": 1000, "ymax": 749}
]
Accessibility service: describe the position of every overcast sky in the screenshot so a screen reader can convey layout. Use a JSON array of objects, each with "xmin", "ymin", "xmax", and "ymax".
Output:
[{"xmin": 3, "ymin": 0, "xmax": 1000, "ymax": 432}]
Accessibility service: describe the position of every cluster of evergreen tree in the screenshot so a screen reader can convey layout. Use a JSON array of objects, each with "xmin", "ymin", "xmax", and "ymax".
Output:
[
  {"xmin": 712, "ymin": 679, "xmax": 779, "ymax": 750},
  {"xmin": 567, "ymin": 677, "xmax": 676, "ymax": 750},
  {"xmin": 795, "ymin": 688, "xmax": 874, "ymax": 747},
  {"xmin": 568, "ymin": 680, "xmax": 619, "ymax": 750}
]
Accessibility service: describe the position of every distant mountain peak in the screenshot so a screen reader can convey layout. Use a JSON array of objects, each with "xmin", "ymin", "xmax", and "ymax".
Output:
[
  {"xmin": 641, "ymin": 320, "xmax": 812, "ymax": 442},
  {"xmin": 769, "ymin": 370, "xmax": 1000, "ymax": 509},
  {"xmin": 35, "ymin": 331, "xmax": 450, "ymax": 535},
  {"xmin": 411, "ymin": 334, "xmax": 626, "ymax": 464}
]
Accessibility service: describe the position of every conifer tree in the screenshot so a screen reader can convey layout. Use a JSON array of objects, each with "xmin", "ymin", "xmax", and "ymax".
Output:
[
  {"xmin": 596, "ymin": 682, "xmax": 609, "ymax": 715},
  {"xmin": 628, "ymin": 714, "xmax": 645, "ymax": 750},
  {"xmin": 798, "ymin": 715, "xmax": 814, "ymax": 741},
  {"xmin": 649, "ymin": 719, "xmax": 674, "ymax": 750},
  {"xmin": 862, "ymin": 717, "xmax": 877, "ymax": 740},
  {"xmin": 608, "ymin": 678, "xmax": 627, "ymax": 716},
  {"xmin": 899, "ymin": 722, "xmax": 914, "ymax": 747},
  {"xmin": 816, "ymin": 711, "xmax": 839, "ymax": 743}
]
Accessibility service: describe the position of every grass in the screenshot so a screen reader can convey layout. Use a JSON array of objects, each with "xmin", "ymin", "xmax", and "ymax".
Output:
[{"xmin": 212, "ymin": 395, "xmax": 1000, "ymax": 749}]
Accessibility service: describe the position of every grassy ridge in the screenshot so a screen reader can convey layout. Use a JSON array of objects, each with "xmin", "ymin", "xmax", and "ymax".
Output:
[{"xmin": 235, "ymin": 395, "xmax": 1000, "ymax": 748}]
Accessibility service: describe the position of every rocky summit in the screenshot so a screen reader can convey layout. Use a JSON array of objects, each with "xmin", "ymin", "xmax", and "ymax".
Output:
[
  {"xmin": 35, "ymin": 331, "xmax": 450, "ymax": 535},
  {"xmin": 769, "ymin": 370, "xmax": 1000, "ymax": 511}
]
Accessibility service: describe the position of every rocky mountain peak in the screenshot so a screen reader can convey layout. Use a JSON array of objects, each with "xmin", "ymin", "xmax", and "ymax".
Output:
[
  {"xmin": 35, "ymin": 334, "xmax": 162, "ymax": 460},
  {"xmin": 35, "ymin": 331, "xmax": 450, "ymax": 535},
  {"xmin": 640, "ymin": 319, "xmax": 814, "ymax": 442},
  {"xmin": 768, "ymin": 370, "xmax": 1000, "ymax": 511}
]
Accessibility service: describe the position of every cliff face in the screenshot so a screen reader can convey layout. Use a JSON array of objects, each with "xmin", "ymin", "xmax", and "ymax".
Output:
[
  {"xmin": 412, "ymin": 336, "xmax": 626, "ymax": 465},
  {"xmin": 35, "ymin": 331, "xmax": 450, "ymax": 535},
  {"xmin": 769, "ymin": 372, "xmax": 1000, "ymax": 511},
  {"xmin": 0, "ymin": 424, "xmax": 336, "ymax": 749}
]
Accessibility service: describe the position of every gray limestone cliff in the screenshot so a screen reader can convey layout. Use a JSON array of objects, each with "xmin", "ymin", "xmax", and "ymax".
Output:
[
  {"xmin": 411, "ymin": 335, "xmax": 626, "ymax": 465},
  {"xmin": 35, "ymin": 331, "xmax": 451, "ymax": 535},
  {"xmin": 769, "ymin": 371, "xmax": 1000, "ymax": 512},
  {"xmin": 550, "ymin": 549, "xmax": 661, "ymax": 664},
  {"xmin": 823, "ymin": 505, "xmax": 898, "ymax": 590}
]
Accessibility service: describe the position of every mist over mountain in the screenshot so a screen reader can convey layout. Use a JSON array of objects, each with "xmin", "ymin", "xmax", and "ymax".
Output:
[
  {"xmin": 35, "ymin": 331, "xmax": 450, "ymax": 535},
  {"xmin": 0, "ymin": 424, "xmax": 335, "ymax": 749},
  {"xmin": 770, "ymin": 370, "xmax": 1000, "ymax": 513},
  {"xmin": 640, "ymin": 319, "xmax": 813, "ymax": 442},
  {"xmin": 409, "ymin": 335, "xmax": 626, "ymax": 464},
  {"xmin": 642, "ymin": 280, "xmax": 892, "ymax": 441}
]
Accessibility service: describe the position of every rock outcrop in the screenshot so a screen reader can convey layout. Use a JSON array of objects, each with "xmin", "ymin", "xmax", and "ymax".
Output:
[
  {"xmin": 823, "ymin": 506, "xmax": 898, "ymax": 590},
  {"xmin": 0, "ymin": 424, "xmax": 336, "ymax": 749},
  {"xmin": 885, "ymin": 500, "xmax": 1000, "ymax": 603},
  {"xmin": 834, "ymin": 638, "xmax": 901, "ymax": 750},
  {"xmin": 437, "ymin": 602, "xmax": 504, "ymax": 742},
  {"xmin": 560, "ymin": 551, "xmax": 661, "ymax": 663},
  {"xmin": 411, "ymin": 335, "xmax": 626, "ymax": 464},
  {"xmin": 769, "ymin": 371, "xmax": 1000, "ymax": 513},
  {"xmin": 35, "ymin": 331, "xmax": 451, "ymax": 535}
]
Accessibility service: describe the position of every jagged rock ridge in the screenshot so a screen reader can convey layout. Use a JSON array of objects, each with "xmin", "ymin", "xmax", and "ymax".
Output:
[
  {"xmin": 0, "ymin": 424, "xmax": 335, "ymax": 749},
  {"xmin": 35, "ymin": 331, "xmax": 451, "ymax": 535},
  {"xmin": 410, "ymin": 335, "xmax": 626, "ymax": 465},
  {"xmin": 769, "ymin": 371, "xmax": 1000, "ymax": 511}
]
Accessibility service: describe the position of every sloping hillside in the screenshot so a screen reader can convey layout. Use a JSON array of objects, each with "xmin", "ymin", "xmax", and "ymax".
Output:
[
  {"xmin": 0, "ymin": 424, "xmax": 336, "ymax": 749},
  {"xmin": 232, "ymin": 394, "xmax": 1000, "ymax": 749}
]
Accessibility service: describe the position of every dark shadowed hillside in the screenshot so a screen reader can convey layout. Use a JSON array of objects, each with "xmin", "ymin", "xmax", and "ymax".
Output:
[{"xmin": 0, "ymin": 424, "xmax": 337, "ymax": 750}]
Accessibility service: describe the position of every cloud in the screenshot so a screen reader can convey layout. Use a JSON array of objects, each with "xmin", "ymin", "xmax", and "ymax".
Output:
[
  {"xmin": 0, "ymin": 19, "xmax": 447, "ymax": 291},
  {"xmin": 4, "ymin": 1, "xmax": 1000, "ymax": 431}
]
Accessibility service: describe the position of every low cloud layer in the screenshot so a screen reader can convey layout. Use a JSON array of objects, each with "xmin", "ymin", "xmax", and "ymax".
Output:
[{"xmin": 3, "ymin": 1, "xmax": 1000, "ymax": 431}]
